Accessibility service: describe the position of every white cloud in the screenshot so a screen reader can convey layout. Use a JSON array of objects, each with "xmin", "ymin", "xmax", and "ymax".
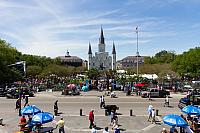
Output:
[{"xmin": 1, "ymin": 0, "xmax": 195, "ymax": 60}]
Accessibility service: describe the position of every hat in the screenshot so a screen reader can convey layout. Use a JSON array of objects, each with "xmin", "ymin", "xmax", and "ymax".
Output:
[{"xmin": 149, "ymin": 105, "xmax": 153, "ymax": 108}]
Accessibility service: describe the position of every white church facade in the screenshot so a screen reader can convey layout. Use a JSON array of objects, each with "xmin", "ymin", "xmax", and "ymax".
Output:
[{"xmin": 88, "ymin": 27, "xmax": 116, "ymax": 70}]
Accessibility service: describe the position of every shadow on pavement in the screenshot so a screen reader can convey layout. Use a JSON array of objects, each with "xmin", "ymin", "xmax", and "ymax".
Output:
[{"xmin": 96, "ymin": 126, "xmax": 103, "ymax": 130}]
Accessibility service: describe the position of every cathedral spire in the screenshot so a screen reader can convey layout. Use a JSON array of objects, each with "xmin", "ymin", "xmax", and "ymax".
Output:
[
  {"xmin": 99, "ymin": 26, "xmax": 105, "ymax": 44},
  {"xmin": 112, "ymin": 41, "xmax": 116, "ymax": 54},
  {"xmin": 88, "ymin": 42, "xmax": 92, "ymax": 54}
]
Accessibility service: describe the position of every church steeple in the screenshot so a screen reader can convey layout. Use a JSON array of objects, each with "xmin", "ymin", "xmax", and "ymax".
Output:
[
  {"xmin": 99, "ymin": 26, "xmax": 105, "ymax": 44},
  {"xmin": 88, "ymin": 42, "xmax": 92, "ymax": 54},
  {"xmin": 112, "ymin": 41, "xmax": 116, "ymax": 54}
]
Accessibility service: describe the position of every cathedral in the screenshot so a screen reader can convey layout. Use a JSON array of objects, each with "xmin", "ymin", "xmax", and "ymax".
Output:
[{"xmin": 88, "ymin": 27, "xmax": 116, "ymax": 70}]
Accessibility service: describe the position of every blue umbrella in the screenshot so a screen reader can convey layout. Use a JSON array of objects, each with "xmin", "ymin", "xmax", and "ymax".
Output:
[
  {"xmin": 32, "ymin": 112, "xmax": 54, "ymax": 124},
  {"xmin": 163, "ymin": 114, "xmax": 188, "ymax": 127},
  {"xmin": 181, "ymin": 105, "xmax": 200, "ymax": 115},
  {"xmin": 21, "ymin": 105, "xmax": 41, "ymax": 115}
]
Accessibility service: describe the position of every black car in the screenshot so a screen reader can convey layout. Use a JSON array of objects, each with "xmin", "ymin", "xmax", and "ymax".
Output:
[
  {"xmin": 6, "ymin": 87, "xmax": 34, "ymax": 99},
  {"xmin": 6, "ymin": 87, "xmax": 19, "ymax": 99}
]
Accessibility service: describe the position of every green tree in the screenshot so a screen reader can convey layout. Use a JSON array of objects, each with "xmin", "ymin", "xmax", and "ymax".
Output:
[
  {"xmin": 87, "ymin": 68, "xmax": 99, "ymax": 79},
  {"xmin": 172, "ymin": 47, "xmax": 200, "ymax": 78},
  {"xmin": 0, "ymin": 39, "xmax": 23, "ymax": 85},
  {"xmin": 27, "ymin": 65, "xmax": 43, "ymax": 77},
  {"xmin": 145, "ymin": 50, "xmax": 176, "ymax": 64}
]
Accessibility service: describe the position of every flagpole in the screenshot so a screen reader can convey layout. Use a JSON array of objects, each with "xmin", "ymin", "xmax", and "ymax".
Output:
[{"xmin": 136, "ymin": 26, "xmax": 139, "ymax": 76}]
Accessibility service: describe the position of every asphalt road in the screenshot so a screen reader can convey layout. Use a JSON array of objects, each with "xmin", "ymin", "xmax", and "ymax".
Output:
[{"xmin": 0, "ymin": 91, "xmax": 185, "ymax": 133}]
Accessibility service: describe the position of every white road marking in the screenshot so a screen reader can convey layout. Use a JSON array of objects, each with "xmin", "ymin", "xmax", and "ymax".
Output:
[{"xmin": 142, "ymin": 124, "xmax": 155, "ymax": 131}]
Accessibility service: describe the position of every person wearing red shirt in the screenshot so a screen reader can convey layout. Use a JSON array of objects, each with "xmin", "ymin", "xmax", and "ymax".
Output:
[
  {"xmin": 89, "ymin": 109, "xmax": 94, "ymax": 129},
  {"xmin": 20, "ymin": 115, "xmax": 26, "ymax": 124}
]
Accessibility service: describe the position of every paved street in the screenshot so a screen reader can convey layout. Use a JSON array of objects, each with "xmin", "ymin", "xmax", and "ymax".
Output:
[{"xmin": 0, "ymin": 91, "xmax": 185, "ymax": 133}]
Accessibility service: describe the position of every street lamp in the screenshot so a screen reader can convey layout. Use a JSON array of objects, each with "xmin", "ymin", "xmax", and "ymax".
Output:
[{"xmin": 135, "ymin": 26, "xmax": 139, "ymax": 76}]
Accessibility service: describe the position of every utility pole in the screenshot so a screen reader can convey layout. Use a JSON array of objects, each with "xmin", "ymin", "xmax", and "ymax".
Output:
[{"xmin": 136, "ymin": 26, "xmax": 139, "ymax": 76}]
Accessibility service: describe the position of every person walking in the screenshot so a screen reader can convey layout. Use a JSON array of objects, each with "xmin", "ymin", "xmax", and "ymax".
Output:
[
  {"xmin": 15, "ymin": 98, "xmax": 20, "ymax": 111},
  {"xmin": 24, "ymin": 96, "xmax": 29, "ymax": 107},
  {"xmin": 89, "ymin": 109, "xmax": 94, "ymax": 129},
  {"xmin": 54, "ymin": 100, "xmax": 58, "ymax": 116},
  {"xmin": 151, "ymin": 109, "xmax": 156, "ymax": 124},
  {"xmin": 112, "ymin": 115, "xmax": 118, "ymax": 130},
  {"xmin": 114, "ymin": 125, "xmax": 120, "ymax": 133},
  {"xmin": 109, "ymin": 110, "xmax": 114, "ymax": 125},
  {"xmin": 147, "ymin": 105, "xmax": 153, "ymax": 121},
  {"xmin": 103, "ymin": 127, "xmax": 109, "ymax": 133},
  {"xmin": 100, "ymin": 95, "xmax": 105, "ymax": 108},
  {"xmin": 56, "ymin": 117, "xmax": 65, "ymax": 133},
  {"xmin": 148, "ymin": 92, "xmax": 152, "ymax": 101},
  {"xmin": 164, "ymin": 95, "xmax": 169, "ymax": 107}
]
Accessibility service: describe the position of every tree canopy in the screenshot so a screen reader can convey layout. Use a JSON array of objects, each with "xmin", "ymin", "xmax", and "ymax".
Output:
[
  {"xmin": 171, "ymin": 47, "xmax": 200, "ymax": 78},
  {"xmin": 144, "ymin": 50, "xmax": 176, "ymax": 64}
]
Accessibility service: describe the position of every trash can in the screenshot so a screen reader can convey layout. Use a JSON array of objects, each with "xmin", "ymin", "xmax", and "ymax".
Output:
[
  {"xmin": 130, "ymin": 109, "xmax": 133, "ymax": 116},
  {"xmin": 0, "ymin": 118, "xmax": 3, "ymax": 125},
  {"xmin": 156, "ymin": 109, "xmax": 159, "ymax": 116},
  {"xmin": 105, "ymin": 110, "xmax": 108, "ymax": 116},
  {"xmin": 80, "ymin": 109, "xmax": 82, "ymax": 116}
]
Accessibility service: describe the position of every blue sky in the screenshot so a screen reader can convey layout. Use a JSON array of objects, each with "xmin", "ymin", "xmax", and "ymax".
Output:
[{"xmin": 0, "ymin": 0, "xmax": 200, "ymax": 60}]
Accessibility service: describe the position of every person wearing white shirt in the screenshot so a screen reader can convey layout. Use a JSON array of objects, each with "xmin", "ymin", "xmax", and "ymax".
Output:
[
  {"xmin": 151, "ymin": 109, "xmax": 156, "ymax": 124},
  {"xmin": 183, "ymin": 126, "xmax": 194, "ymax": 133},
  {"xmin": 103, "ymin": 127, "xmax": 109, "ymax": 133},
  {"xmin": 91, "ymin": 125, "xmax": 97, "ymax": 133}
]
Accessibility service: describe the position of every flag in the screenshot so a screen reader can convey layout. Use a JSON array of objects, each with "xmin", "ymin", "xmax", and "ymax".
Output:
[{"xmin": 136, "ymin": 26, "xmax": 138, "ymax": 33}]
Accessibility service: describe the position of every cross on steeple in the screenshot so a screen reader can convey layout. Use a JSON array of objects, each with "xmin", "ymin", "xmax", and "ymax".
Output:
[{"xmin": 99, "ymin": 26, "xmax": 105, "ymax": 44}]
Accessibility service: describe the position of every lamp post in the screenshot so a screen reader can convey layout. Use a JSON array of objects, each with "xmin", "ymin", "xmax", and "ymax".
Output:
[{"xmin": 136, "ymin": 26, "xmax": 139, "ymax": 76}]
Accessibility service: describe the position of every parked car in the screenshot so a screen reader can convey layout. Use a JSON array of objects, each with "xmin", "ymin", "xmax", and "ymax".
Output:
[
  {"xmin": 6, "ymin": 87, "xmax": 34, "ymax": 99},
  {"xmin": 62, "ymin": 88, "xmax": 80, "ymax": 96},
  {"xmin": 178, "ymin": 89, "xmax": 200, "ymax": 109},
  {"xmin": 141, "ymin": 88, "xmax": 170, "ymax": 98},
  {"xmin": 6, "ymin": 87, "xmax": 19, "ymax": 99}
]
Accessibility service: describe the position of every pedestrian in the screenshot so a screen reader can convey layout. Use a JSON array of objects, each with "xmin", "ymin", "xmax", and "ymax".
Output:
[
  {"xmin": 151, "ymin": 109, "xmax": 156, "ymax": 124},
  {"xmin": 109, "ymin": 110, "xmax": 114, "ymax": 125},
  {"xmin": 24, "ymin": 96, "xmax": 29, "ymax": 107},
  {"xmin": 15, "ymin": 98, "xmax": 20, "ymax": 111},
  {"xmin": 56, "ymin": 117, "xmax": 65, "ymax": 133},
  {"xmin": 170, "ymin": 126, "xmax": 178, "ymax": 133},
  {"xmin": 91, "ymin": 125, "xmax": 97, "ymax": 133},
  {"xmin": 103, "ymin": 127, "xmax": 109, "ymax": 133},
  {"xmin": 100, "ymin": 95, "xmax": 105, "ymax": 108},
  {"xmin": 27, "ymin": 116, "xmax": 33, "ymax": 131},
  {"xmin": 160, "ymin": 128, "xmax": 168, "ymax": 133},
  {"xmin": 164, "ymin": 95, "xmax": 169, "ymax": 107},
  {"xmin": 19, "ymin": 115, "xmax": 26, "ymax": 125},
  {"xmin": 113, "ymin": 125, "xmax": 120, "ymax": 133},
  {"xmin": 147, "ymin": 105, "xmax": 153, "ymax": 121},
  {"xmin": 183, "ymin": 125, "xmax": 193, "ymax": 133},
  {"xmin": 148, "ymin": 92, "xmax": 152, "ymax": 101},
  {"xmin": 54, "ymin": 100, "xmax": 58, "ymax": 116},
  {"xmin": 112, "ymin": 115, "xmax": 118, "ymax": 130},
  {"xmin": 89, "ymin": 109, "xmax": 94, "ymax": 129}
]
